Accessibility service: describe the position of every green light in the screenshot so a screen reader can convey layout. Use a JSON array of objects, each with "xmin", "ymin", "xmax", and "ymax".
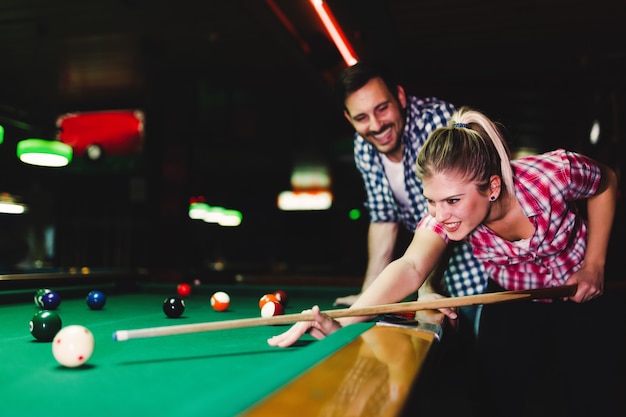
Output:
[
  {"xmin": 349, "ymin": 208, "xmax": 361, "ymax": 220},
  {"xmin": 16, "ymin": 139, "xmax": 73, "ymax": 167},
  {"xmin": 219, "ymin": 209, "xmax": 242, "ymax": 226},
  {"xmin": 204, "ymin": 206, "xmax": 225, "ymax": 223},
  {"xmin": 188, "ymin": 202, "xmax": 210, "ymax": 219},
  {"xmin": 0, "ymin": 125, "xmax": 4, "ymax": 144}
]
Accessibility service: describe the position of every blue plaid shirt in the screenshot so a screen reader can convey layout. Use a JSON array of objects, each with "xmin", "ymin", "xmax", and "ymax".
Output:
[{"xmin": 353, "ymin": 96, "xmax": 487, "ymax": 297}]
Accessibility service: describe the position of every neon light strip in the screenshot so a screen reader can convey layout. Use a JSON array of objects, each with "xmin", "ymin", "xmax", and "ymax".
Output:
[{"xmin": 310, "ymin": 0, "xmax": 358, "ymax": 66}]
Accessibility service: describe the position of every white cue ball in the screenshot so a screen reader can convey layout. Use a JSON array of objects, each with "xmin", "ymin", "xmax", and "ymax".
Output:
[{"xmin": 52, "ymin": 325, "xmax": 95, "ymax": 368}]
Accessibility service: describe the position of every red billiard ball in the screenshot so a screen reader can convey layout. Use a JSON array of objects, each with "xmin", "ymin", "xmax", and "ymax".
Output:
[
  {"xmin": 42, "ymin": 291, "xmax": 61, "ymax": 310},
  {"xmin": 177, "ymin": 283, "xmax": 192, "ymax": 298},
  {"xmin": 210, "ymin": 291, "xmax": 230, "ymax": 312},
  {"xmin": 273, "ymin": 290, "xmax": 289, "ymax": 307},
  {"xmin": 29, "ymin": 310, "xmax": 62, "ymax": 342},
  {"xmin": 163, "ymin": 297, "xmax": 185, "ymax": 318},
  {"xmin": 259, "ymin": 293, "xmax": 279, "ymax": 310},
  {"xmin": 261, "ymin": 301, "xmax": 284, "ymax": 318}
]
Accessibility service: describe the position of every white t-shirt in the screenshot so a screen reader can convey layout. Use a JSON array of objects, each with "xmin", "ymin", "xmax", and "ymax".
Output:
[{"xmin": 381, "ymin": 155, "xmax": 411, "ymax": 209}]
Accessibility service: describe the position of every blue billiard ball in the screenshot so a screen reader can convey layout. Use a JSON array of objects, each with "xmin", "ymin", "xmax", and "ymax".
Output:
[
  {"xmin": 41, "ymin": 291, "xmax": 61, "ymax": 310},
  {"xmin": 86, "ymin": 290, "xmax": 107, "ymax": 310}
]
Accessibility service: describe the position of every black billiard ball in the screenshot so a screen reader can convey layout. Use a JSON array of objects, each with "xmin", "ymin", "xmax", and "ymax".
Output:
[
  {"xmin": 163, "ymin": 297, "xmax": 185, "ymax": 318},
  {"xmin": 86, "ymin": 290, "xmax": 107, "ymax": 310},
  {"xmin": 41, "ymin": 291, "xmax": 61, "ymax": 310},
  {"xmin": 29, "ymin": 310, "xmax": 62, "ymax": 342}
]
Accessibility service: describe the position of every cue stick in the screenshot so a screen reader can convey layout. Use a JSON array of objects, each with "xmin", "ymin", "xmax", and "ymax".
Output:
[{"xmin": 113, "ymin": 284, "xmax": 577, "ymax": 341}]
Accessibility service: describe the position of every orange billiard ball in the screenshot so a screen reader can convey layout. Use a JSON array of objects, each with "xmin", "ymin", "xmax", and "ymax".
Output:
[
  {"xmin": 259, "ymin": 293, "xmax": 279, "ymax": 310},
  {"xmin": 210, "ymin": 291, "xmax": 230, "ymax": 312},
  {"xmin": 177, "ymin": 283, "xmax": 192, "ymax": 298},
  {"xmin": 260, "ymin": 300, "xmax": 284, "ymax": 318}
]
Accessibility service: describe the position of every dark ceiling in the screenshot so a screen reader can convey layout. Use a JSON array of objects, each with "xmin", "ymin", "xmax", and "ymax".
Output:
[
  {"xmin": 0, "ymin": 0, "xmax": 623, "ymax": 143},
  {"xmin": 1, "ymin": 0, "xmax": 623, "ymax": 140},
  {"xmin": 0, "ymin": 0, "xmax": 623, "ymax": 274}
]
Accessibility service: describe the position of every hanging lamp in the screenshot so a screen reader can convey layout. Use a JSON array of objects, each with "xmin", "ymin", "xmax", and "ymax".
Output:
[{"xmin": 16, "ymin": 138, "xmax": 73, "ymax": 167}]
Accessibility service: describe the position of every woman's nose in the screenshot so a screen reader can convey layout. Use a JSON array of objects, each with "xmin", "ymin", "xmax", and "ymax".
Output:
[{"xmin": 434, "ymin": 205, "xmax": 448, "ymax": 222}]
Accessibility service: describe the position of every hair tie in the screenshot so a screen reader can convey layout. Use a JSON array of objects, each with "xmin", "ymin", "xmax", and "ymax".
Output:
[{"xmin": 453, "ymin": 122, "xmax": 470, "ymax": 129}]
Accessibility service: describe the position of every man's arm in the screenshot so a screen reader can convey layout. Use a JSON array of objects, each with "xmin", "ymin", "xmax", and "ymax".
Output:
[
  {"xmin": 416, "ymin": 244, "xmax": 457, "ymax": 320},
  {"xmin": 362, "ymin": 222, "xmax": 399, "ymax": 291}
]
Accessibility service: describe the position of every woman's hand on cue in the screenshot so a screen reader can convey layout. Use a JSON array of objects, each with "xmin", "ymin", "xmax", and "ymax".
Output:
[
  {"xmin": 417, "ymin": 292, "xmax": 458, "ymax": 320},
  {"xmin": 267, "ymin": 305, "xmax": 342, "ymax": 348}
]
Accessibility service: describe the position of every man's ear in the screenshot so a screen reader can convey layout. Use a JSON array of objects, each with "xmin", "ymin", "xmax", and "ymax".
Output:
[
  {"xmin": 343, "ymin": 109, "xmax": 352, "ymax": 123},
  {"xmin": 397, "ymin": 85, "xmax": 407, "ymax": 109}
]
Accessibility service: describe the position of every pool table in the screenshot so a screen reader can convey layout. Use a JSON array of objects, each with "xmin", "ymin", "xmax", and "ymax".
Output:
[{"xmin": 0, "ymin": 279, "xmax": 444, "ymax": 417}]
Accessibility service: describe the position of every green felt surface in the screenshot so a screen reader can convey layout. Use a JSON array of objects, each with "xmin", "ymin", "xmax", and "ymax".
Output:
[{"xmin": 0, "ymin": 283, "xmax": 370, "ymax": 417}]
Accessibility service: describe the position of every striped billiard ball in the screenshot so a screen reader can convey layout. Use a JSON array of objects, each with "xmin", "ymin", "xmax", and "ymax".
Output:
[
  {"xmin": 261, "ymin": 300, "xmax": 284, "ymax": 318},
  {"xmin": 259, "ymin": 293, "xmax": 279, "ymax": 310},
  {"xmin": 34, "ymin": 288, "xmax": 51, "ymax": 308},
  {"xmin": 210, "ymin": 291, "xmax": 230, "ymax": 312}
]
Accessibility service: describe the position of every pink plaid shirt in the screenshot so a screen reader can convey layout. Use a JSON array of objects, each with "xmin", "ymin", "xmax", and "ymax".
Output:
[{"xmin": 419, "ymin": 149, "xmax": 602, "ymax": 292}]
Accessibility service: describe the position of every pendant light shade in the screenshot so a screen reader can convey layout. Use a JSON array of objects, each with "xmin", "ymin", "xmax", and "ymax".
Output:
[{"xmin": 17, "ymin": 138, "xmax": 73, "ymax": 167}]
